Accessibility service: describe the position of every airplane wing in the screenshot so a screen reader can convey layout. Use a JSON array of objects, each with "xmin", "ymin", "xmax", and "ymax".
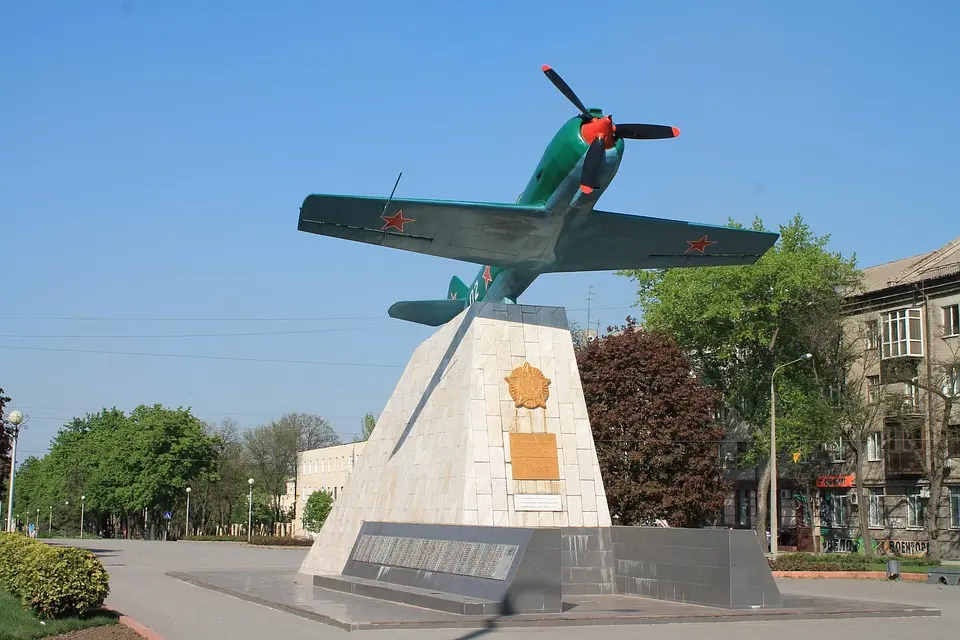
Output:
[
  {"xmin": 298, "ymin": 194, "xmax": 554, "ymax": 268},
  {"xmin": 545, "ymin": 209, "xmax": 779, "ymax": 272}
]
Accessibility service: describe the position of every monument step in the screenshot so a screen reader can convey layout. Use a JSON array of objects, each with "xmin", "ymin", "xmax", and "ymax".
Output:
[{"xmin": 312, "ymin": 573, "xmax": 502, "ymax": 616}]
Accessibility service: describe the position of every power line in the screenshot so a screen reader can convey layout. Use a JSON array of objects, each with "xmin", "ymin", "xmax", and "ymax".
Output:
[
  {"xmin": 0, "ymin": 345, "xmax": 405, "ymax": 368},
  {"xmin": 0, "ymin": 324, "xmax": 405, "ymax": 339},
  {"xmin": 0, "ymin": 303, "xmax": 638, "ymax": 323}
]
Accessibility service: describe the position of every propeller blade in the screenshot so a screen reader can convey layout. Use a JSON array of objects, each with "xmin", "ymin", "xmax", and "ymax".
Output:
[
  {"xmin": 614, "ymin": 124, "xmax": 680, "ymax": 140},
  {"xmin": 541, "ymin": 65, "xmax": 591, "ymax": 119},
  {"xmin": 580, "ymin": 137, "xmax": 605, "ymax": 193}
]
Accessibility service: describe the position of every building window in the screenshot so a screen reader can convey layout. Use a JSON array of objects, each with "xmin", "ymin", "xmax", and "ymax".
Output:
[
  {"xmin": 830, "ymin": 491, "xmax": 848, "ymax": 527},
  {"xmin": 867, "ymin": 375, "xmax": 881, "ymax": 403},
  {"xmin": 907, "ymin": 491, "xmax": 925, "ymax": 528},
  {"xmin": 951, "ymin": 488, "xmax": 960, "ymax": 529},
  {"xmin": 867, "ymin": 432, "xmax": 882, "ymax": 461},
  {"xmin": 949, "ymin": 426, "xmax": 960, "ymax": 457},
  {"xmin": 881, "ymin": 308, "xmax": 924, "ymax": 358},
  {"xmin": 829, "ymin": 437, "xmax": 846, "ymax": 463},
  {"xmin": 902, "ymin": 379, "xmax": 921, "ymax": 408},
  {"xmin": 868, "ymin": 488, "xmax": 885, "ymax": 528},
  {"xmin": 944, "ymin": 304, "xmax": 960, "ymax": 338},
  {"xmin": 865, "ymin": 319, "xmax": 880, "ymax": 349},
  {"xmin": 737, "ymin": 488, "xmax": 751, "ymax": 527},
  {"xmin": 944, "ymin": 365, "xmax": 960, "ymax": 397}
]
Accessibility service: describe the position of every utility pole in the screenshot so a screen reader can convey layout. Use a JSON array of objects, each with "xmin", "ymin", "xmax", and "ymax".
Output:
[{"xmin": 586, "ymin": 286, "xmax": 594, "ymax": 331}]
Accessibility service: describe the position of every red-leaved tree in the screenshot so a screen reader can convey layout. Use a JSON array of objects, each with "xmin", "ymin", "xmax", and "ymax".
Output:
[{"xmin": 576, "ymin": 318, "xmax": 728, "ymax": 527}]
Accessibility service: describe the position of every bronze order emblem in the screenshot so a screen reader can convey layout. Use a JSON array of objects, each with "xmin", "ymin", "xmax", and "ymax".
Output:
[{"xmin": 504, "ymin": 362, "xmax": 551, "ymax": 410}]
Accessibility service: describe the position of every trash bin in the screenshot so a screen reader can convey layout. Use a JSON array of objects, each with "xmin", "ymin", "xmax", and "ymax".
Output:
[{"xmin": 886, "ymin": 559, "xmax": 900, "ymax": 580}]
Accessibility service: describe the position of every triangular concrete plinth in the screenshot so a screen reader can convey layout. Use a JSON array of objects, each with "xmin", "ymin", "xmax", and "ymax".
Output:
[{"xmin": 299, "ymin": 302, "xmax": 611, "ymax": 576}]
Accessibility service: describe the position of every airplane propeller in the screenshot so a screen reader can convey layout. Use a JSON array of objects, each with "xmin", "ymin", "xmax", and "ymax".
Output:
[{"xmin": 541, "ymin": 65, "xmax": 679, "ymax": 192}]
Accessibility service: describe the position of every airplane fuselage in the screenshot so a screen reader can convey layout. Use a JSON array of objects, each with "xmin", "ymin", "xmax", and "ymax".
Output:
[{"xmin": 456, "ymin": 112, "xmax": 624, "ymax": 306}]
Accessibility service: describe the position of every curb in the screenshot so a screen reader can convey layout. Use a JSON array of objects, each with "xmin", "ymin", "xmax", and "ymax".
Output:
[
  {"xmin": 773, "ymin": 570, "xmax": 928, "ymax": 582},
  {"xmin": 116, "ymin": 613, "xmax": 167, "ymax": 640}
]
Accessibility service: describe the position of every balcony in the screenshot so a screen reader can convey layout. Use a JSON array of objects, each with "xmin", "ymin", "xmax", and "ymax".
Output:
[{"xmin": 885, "ymin": 449, "xmax": 925, "ymax": 476}]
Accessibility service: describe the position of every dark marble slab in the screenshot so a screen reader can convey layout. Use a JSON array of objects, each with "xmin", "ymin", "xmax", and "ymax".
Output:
[{"xmin": 167, "ymin": 569, "xmax": 941, "ymax": 632}]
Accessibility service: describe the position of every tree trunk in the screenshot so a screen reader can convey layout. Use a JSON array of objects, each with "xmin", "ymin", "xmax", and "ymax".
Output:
[
  {"xmin": 755, "ymin": 461, "xmax": 771, "ymax": 549},
  {"xmin": 853, "ymin": 444, "xmax": 875, "ymax": 557},
  {"xmin": 927, "ymin": 471, "xmax": 943, "ymax": 560}
]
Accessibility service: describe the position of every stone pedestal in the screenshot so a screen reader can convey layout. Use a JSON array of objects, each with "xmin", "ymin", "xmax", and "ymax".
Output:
[{"xmin": 299, "ymin": 301, "xmax": 611, "ymax": 577}]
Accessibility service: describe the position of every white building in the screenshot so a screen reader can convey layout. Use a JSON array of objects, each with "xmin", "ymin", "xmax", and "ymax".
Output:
[{"xmin": 288, "ymin": 441, "xmax": 367, "ymax": 536}]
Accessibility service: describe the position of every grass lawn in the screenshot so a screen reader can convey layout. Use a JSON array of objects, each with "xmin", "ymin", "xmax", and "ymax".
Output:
[{"xmin": 0, "ymin": 589, "xmax": 119, "ymax": 640}]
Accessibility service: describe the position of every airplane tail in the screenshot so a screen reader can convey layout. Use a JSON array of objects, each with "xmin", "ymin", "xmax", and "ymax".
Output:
[
  {"xmin": 447, "ymin": 276, "xmax": 470, "ymax": 301},
  {"xmin": 387, "ymin": 299, "xmax": 468, "ymax": 327}
]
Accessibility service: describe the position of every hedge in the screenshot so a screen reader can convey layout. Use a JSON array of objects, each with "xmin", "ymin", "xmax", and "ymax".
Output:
[
  {"xmin": 0, "ymin": 533, "xmax": 110, "ymax": 618},
  {"xmin": 184, "ymin": 534, "xmax": 313, "ymax": 546}
]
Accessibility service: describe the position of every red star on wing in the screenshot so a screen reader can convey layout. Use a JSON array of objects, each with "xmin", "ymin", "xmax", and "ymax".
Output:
[
  {"xmin": 684, "ymin": 234, "xmax": 717, "ymax": 254},
  {"xmin": 482, "ymin": 265, "xmax": 493, "ymax": 286},
  {"xmin": 380, "ymin": 209, "xmax": 415, "ymax": 233}
]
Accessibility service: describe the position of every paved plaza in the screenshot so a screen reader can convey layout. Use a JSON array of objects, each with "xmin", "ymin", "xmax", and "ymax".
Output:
[{"xmin": 63, "ymin": 538, "xmax": 957, "ymax": 640}]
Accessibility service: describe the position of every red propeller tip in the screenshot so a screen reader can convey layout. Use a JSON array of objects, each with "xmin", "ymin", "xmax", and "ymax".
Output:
[
  {"xmin": 580, "ymin": 185, "xmax": 594, "ymax": 195},
  {"xmin": 541, "ymin": 64, "xmax": 552, "ymax": 72},
  {"xmin": 672, "ymin": 127, "xmax": 680, "ymax": 137}
]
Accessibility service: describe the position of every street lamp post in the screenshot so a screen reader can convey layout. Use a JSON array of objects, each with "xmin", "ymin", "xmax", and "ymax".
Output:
[
  {"xmin": 770, "ymin": 352, "xmax": 813, "ymax": 558},
  {"xmin": 4, "ymin": 410, "xmax": 26, "ymax": 533},
  {"xmin": 247, "ymin": 478, "xmax": 254, "ymax": 543},
  {"xmin": 48, "ymin": 506, "xmax": 52, "ymax": 534},
  {"xmin": 185, "ymin": 487, "xmax": 191, "ymax": 538},
  {"xmin": 80, "ymin": 496, "xmax": 85, "ymax": 539}
]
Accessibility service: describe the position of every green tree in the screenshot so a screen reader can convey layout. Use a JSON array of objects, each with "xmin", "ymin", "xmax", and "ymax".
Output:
[
  {"xmin": 353, "ymin": 413, "xmax": 377, "ymax": 442},
  {"xmin": 620, "ymin": 214, "xmax": 860, "ymax": 540},
  {"xmin": 1, "ymin": 387, "xmax": 13, "ymax": 503},
  {"xmin": 577, "ymin": 318, "xmax": 728, "ymax": 526},
  {"xmin": 301, "ymin": 489, "xmax": 334, "ymax": 533}
]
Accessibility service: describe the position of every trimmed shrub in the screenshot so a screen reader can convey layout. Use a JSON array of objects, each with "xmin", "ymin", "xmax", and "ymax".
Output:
[
  {"xmin": 22, "ymin": 545, "xmax": 110, "ymax": 618},
  {"xmin": 768, "ymin": 553, "xmax": 869, "ymax": 572},
  {"xmin": 184, "ymin": 534, "xmax": 313, "ymax": 546},
  {"xmin": 0, "ymin": 533, "xmax": 110, "ymax": 618}
]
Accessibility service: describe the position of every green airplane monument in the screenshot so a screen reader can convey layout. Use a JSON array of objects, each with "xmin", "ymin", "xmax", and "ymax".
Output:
[{"xmin": 298, "ymin": 65, "xmax": 779, "ymax": 326}]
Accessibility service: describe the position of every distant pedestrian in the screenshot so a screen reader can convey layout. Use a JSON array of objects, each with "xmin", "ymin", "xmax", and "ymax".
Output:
[{"xmin": 28, "ymin": 522, "xmax": 36, "ymax": 538}]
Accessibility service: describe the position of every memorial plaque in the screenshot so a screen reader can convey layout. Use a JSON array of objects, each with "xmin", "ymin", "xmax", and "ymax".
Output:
[
  {"xmin": 514, "ymin": 493, "xmax": 563, "ymax": 512},
  {"xmin": 509, "ymin": 432, "xmax": 560, "ymax": 480},
  {"xmin": 350, "ymin": 534, "xmax": 518, "ymax": 580}
]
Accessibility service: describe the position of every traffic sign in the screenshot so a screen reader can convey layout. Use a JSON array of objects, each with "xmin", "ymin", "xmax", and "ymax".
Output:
[{"xmin": 163, "ymin": 511, "xmax": 172, "ymax": 520}]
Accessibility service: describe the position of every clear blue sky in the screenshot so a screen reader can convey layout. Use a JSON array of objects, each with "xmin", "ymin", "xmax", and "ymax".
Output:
[{"xmin": 3, "ymin": 1, "xmax": 957, "ymax": 458}]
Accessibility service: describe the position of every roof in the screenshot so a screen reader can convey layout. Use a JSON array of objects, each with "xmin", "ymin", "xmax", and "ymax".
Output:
[{"xmin": 858, "ymin": 236, "xmax": 960, "ymax": 294}]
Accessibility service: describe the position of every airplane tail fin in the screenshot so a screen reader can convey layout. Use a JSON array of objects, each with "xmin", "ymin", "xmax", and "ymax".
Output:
[
  {"xmin": 388, "ymin": 299, "xmax": 468, "ymax": 327},
  {"xmin": 447, "ymin": 276, "xmax": 470, "ymax": 301}
]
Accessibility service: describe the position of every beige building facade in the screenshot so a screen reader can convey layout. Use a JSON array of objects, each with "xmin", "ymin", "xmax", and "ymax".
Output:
[
  {"xmin": 282, "ymin": 441, "xmax": 367, "ymax": 537},
  {"xmin": 720, "ymin": 237, "xmax": 960, "ymax": 557}
]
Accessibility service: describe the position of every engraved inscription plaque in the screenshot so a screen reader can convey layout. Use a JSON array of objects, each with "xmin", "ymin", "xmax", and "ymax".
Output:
[
  {"xmin": 514, "ymin": 493, "xmax": 563, "ymax": 512},
  {"xmin": 509, "ymin": 432, "xmax": 560, "ymax": 480},
  {"xmin": 350, "ymin": 535, "xmax": 518, "ymax": 581}
]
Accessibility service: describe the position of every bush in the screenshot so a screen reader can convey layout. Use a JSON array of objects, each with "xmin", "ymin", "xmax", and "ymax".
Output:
[
  {"xmin": 183, "ymin": 534, "xmax": 313, "ymax": 546},
  {"xmin": 768, "ymin": 553, "xmax": 870, "ymax": 572},
  {"xmin": 0, "ymin": 533, "xmax": 110, "ymax": 618}
]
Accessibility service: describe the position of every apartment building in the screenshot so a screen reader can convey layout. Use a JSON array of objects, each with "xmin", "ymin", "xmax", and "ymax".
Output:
[
  {"xmin": 720, "ymin": 237, "xmax": 960, "ymax": 557},
  {"xmin": 286, "ymin": 440, "xmax": 367, "ymax": 536}
]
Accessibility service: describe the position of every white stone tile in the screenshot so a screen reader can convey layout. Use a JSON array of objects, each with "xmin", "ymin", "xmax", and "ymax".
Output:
[
  {"xmin": 567, "ymin": 495, "xmax": 584, "ymax": 526},
  {"xmin": 523, "ymin": 340, "xmax": 541, "ymax": 368},
  {"xmin": 564, "ymin": 464, "xmax": 581, "ymax": 488},
  {"xmin": 473, "ymin": 428, "xmax": 490, "ymax": 462},
  {"xmin": 574, "ymin": 419, "xmax": 593, "ymax": 450},
  {"xmin": 576, "ymin": 449, "xmax": 595, "ymax": 480},
  {"xmin": 483, "ymin": 384, "xmax": 501, "ymax": 416},
  {"xmin": 509, "ymin": 326, "xmax": 525, "ymax": 354},
  {"xmin": 492, "ymin": 510, "xmax": 508, "ymax": 526},
  {"xmin": 489, "ymin": 446, "xmax": 506, "ymax": 480},
  {"xmin": 583, "ymin": 510, "xmax": 599, "ymax": 527},
  {"xmin": 477, "ymin": 494, "xmax": 494, "ymax": 525},
  {"xmin": 560, "ymin": 434, "xmax": 578, "ymax": 464},
  {"xmin": 476, "ymin": 462, "xmax": 492, "ymax": 495},
  {"xmin": 491, "ymin": 478, "xmax": 508, "ymax": 511},
  {"xmin": 482, "ymin": 354, "xmax": 499, "ymax": 385},
  {"xmin": 580, "ymin": 481, "xmax": 597, "ymax": 511},
  {"xmin": 486, "ymin": 415, "xmax": 503, "ymax": 448},
  {"xmin": 462, "ymin": 509, "xmax": 480, "ymax": 525}
]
